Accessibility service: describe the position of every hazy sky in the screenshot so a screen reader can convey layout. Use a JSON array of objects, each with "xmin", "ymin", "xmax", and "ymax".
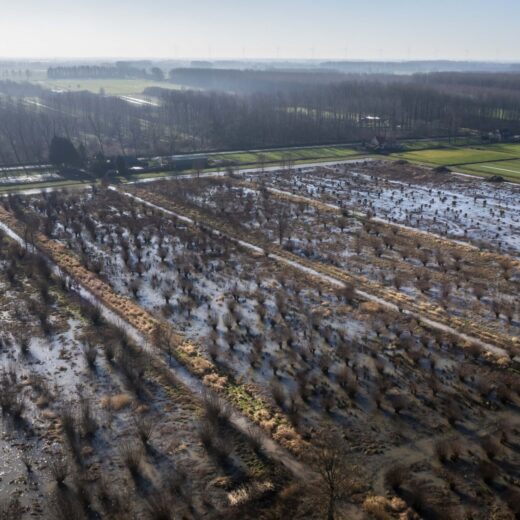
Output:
[{"xmin": 1, "ymin": 0, "xmax": 519, "ymax": 61}]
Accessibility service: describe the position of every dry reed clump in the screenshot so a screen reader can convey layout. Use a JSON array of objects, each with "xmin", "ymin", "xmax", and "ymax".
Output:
[
  {"xmin": 227, "ymin": 480, "xmax": 275, "ymax": 507},
  {"xmin": 358, "ymin": 301, "xmax": 385, "ymax": 314},
  {"xmin": 186, "ymin": 354, "xmax": 214, "ymax": 376},
  {"xmin": 258, "ymin": 417, "xmax": 277, "ymax": 434},
  {"xmin": 385, "ymin": 465, "xmax": 407, "ymax": 492},
  {"xmin": 49, "ymin": 457, "xmax": 69, "ymax": 486},
  {"xmin": 119, "ymin": 442, "xmax": 143, "ymax": 477},
  {"xmin": 101, "ymin": 394, "xmax": 133, "ymax": 411},
  {"xmin": 134, "ymin": 416, "xmax": 154, "ymax": 445},
  {"xmin": 272, "ymin": 424, "xmax": 304, "ymax": 455},
  {"xmin": 202, "ymin": 373, "xmax": 228, "ymax": 391},
  {"xmin": 362, "ymin": 495, "xmax": 408, "ymax": 517},
  {"xmin": 362, "ymin": 496, "xmax": 394, "ymax": 520},
  {"xmin": 179, "ymin": 342, "xmax": 197, "ymax": 357},
  {"xmin": 252, "ymin": 408, "xmax": 272, "ymax": 425}
]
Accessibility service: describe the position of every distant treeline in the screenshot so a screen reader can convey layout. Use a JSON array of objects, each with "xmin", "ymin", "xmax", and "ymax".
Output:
[
  {"xmin": 415, "ymin": 72, "xmax": 520, "ymax": 91},
  {"xmin": 47, "ymin": 65, "xmax": 164, "ymax": 81},
  {"xmin": 168, "ymin": 68, "xmax": 349, "ymax": 93},
  {"xmin": 320, "ymin": 60, "xmax": 520, "ymax": 75},
  {"xmin": 1, "ymin": 71, "xmax": 520, "ymax": 166},
  {"xmin": 168, "ymin": 67, "xmax": 520, "ymax": 96}
]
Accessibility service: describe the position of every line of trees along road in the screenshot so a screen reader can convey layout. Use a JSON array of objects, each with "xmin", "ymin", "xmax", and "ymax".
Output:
[{"xmin": 0, "ymin": 72, "xmax": 520, "ymax": 167}]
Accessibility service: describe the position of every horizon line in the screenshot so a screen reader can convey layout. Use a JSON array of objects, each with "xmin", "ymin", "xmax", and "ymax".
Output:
[{"xmin": 1, "ymin": 56, "xmax": 520, "ymax": 64}]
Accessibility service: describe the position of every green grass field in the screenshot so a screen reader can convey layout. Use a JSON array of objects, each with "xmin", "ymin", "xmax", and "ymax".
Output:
[
  {"xmin": 214, "ymin": 146, "xmax": 361, "ymax": 165},
  {"xmin": 392, "ymin": 142, "xmax": 520, "ymax": 181},
  {"xmin": 484, "ymin": 143, "xmax": 520, "ymax": 155},
  {"xmin": 398, "ymin": 137, "xmax": 481, "ymax": 152},
  {"xmin": 394, "ymin": 146, "xmax": 519, "ymax": 166},
  {"xmin": 460, "ymin": 159, "xmax": 520, "ymax": 181},
  {"xmin": 34, "ymin": 79, "xmax": 183, "ymax": 96}
]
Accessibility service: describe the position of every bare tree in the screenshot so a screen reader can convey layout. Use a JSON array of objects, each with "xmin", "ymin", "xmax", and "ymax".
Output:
[{"xmin": 311, "ymin": 434, "xmax": 356, "ymax": 520}]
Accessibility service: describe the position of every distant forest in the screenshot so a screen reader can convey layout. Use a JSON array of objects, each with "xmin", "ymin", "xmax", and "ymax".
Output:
[
  {"xmin": 166, "ymin": 67, "xmax": 520, "ymax": 94},
  {"xmin": 47, "ymin": 64, "xmax": 164, "ymax": 81},
  {"xmin": 1, "ymin": 70, "xmax": 520, "ymax": 166},
  {"xmin": 167, "ymin": 68, "xmax": 349, "ymax": 93}
]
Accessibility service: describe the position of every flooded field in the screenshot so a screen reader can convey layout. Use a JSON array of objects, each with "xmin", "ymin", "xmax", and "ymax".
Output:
[{"xmin": 1, "ymin": 159, "xmax": 519, "ymax": 518}]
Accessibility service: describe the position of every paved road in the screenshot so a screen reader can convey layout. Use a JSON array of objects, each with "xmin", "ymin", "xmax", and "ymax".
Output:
[{"xmin": 1, "ymin": 158, "xmax": 371, "ymax": 197}]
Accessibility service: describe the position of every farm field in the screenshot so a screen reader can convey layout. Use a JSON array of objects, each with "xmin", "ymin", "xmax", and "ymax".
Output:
[
  {"xmin": 394, "ymin": 146, "xmax": 520, "ymax": 166},
  {"xmin": 0, "ymin": 159, "xmax": 520, "ymax": 519},
  {"xmin": 484, "ymin": 143, "xmax": 520, "ymax": 155},
  {"xmin": 33, "ymin": 78, "xmax": 184, "ymax": 96},
  {"xmin": 0, "ymin": 226, "xmax": 289, "ymax": 518},
  {"xmin": 393, "ymin": 143, "xmax": 520, "ymax": 181},
  {"xmin": 133, "ymin": 174, "xmax": 519, "ymax": 342},
  {"xmin": 211, "ymin": 146, "xmax": 361, "ymax": 166},
  {"xmin": 242, "ymin": 160, "xmax": 520, "ymax": 255},
  {"xmin": 398, "ymin": 137, "xmax": 482, "ymax": 152},
  {"xmin": 462, "ymin": 159, "xmax": 520, "ymax": 180},
  {"xmin": 4, "ymin": 138, "xmax": 520, "ymax": 196}
]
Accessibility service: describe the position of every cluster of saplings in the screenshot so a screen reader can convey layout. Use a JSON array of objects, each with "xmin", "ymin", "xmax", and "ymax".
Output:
[
  {"xmin": 171, "ymin": 177, "xmax": 519, "ymax": 335},
  {"xmin": 0, "ymin": 235, "xmax": 183, "ymax": 518},
  {"xmin": 304, "ymin": 163, "xmax": 518, "ymax": 249},
  {"xmin": 0, "ymin": 231, "xmax": 294, "ymax": 519},
  {"xmin": 4, "ymin": 185, "xmax": 520, "ymax": 518},
  {"xmin": 0, "ymin": 227, "xmax": 363, "ymax": 520}
]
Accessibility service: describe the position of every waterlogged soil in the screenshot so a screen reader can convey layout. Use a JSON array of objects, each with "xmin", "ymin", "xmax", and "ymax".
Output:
[
  {"xmin": 251, "ymin": 160, "xmax": 520, "ymax": 255},
  {"xmin": 0, "ymin": 232, "xmax": 275, "ymax": 518},
  {"xmin": 139, "ymin": 176, "xmax": 520, "ymax": 339},
  {"xmin": 3, "ymin": 183, "xmax": 520, "ymax": 519}
]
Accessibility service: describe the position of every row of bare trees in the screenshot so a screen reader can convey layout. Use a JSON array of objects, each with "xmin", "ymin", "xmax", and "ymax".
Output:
[{"xmin": 2, "ymin": 70, "xmax": 520, "ymax": 166}]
